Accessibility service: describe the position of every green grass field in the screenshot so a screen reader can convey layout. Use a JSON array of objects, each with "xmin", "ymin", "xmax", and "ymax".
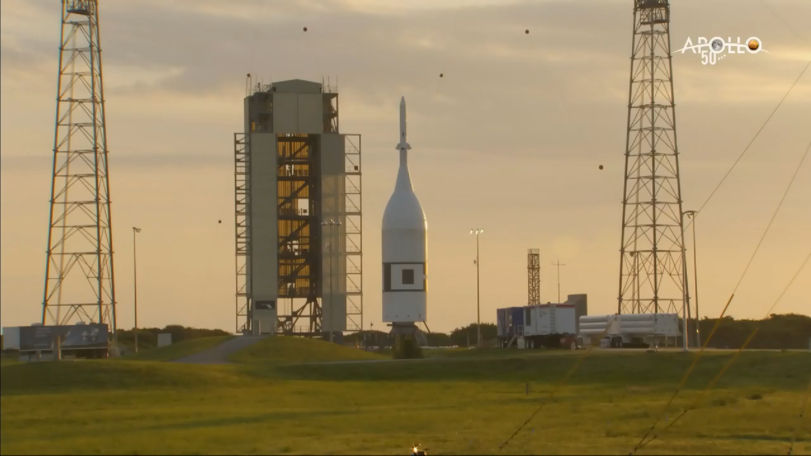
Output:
[
  {"xmin": 125, "ymin": 335, "xmax": 234, "ymax": 361},
  {"xmin": 1, "ymin": 338, "xmax": 809, "ymax": 455}
]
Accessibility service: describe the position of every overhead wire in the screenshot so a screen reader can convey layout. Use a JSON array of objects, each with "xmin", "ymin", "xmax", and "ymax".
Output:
[
  {"xmin": 632, "ymin": 140, "xmax": 811, "ymax": 453},
  {"xmin": 652, "ymin": 9, "xmax": 811, "ymax": 447},
  {"xmin": 759, "ymin": 0, "xmax": 810, "ymax": 44},
  {"xmin": 787, "ymin": 380, "xmax": 810, "ymax": 455},
  {"xmin": 497, "ymin": 323, "xmax": 614, "ymax": 451},
  {"xmin": 636, "ymin": 251, "xmax": 810, "ymax": 451},
  {"xmin": 693, "ymin": 60, "xmax": 810, "ymax": 218},
  {"xmin": 500, "ymin": 9, "xmax": 811, "ymax": 455},
  {"xmin": 728, "ymin": 140, "xmax": 810, "ymax": 293}
]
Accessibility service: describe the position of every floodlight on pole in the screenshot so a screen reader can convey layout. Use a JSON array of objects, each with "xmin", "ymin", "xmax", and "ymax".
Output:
[
  {"xmin": 470, "ymin": 228, "xmax": 484, "ymax": 347},
  {"xmin": 684, "ymin": 210, "xmax": 700, "ymax": 347},
  {"xmin": 132, "ymin": 226, "xmax": 141, "ymax": 353},
  {"xmin": 553, "ymin": 259, "xmax": 566, "ymax": 304}
]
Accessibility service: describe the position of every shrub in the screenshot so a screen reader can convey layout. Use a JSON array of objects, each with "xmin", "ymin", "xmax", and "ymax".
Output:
[{"xmin": 393, "ymin": 335, "xmax": 423, "ymax": 359}]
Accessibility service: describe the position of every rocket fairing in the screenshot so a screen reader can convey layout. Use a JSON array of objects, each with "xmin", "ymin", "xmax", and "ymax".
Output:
[{"xmin": 382, "ymin": 97, "xmax": 427, "ymax": 323}]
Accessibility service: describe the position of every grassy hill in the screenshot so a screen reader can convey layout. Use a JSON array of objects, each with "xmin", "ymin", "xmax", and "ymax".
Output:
[
  {"xmin": 228, "ymin": 335, "xmax": 386, "ymax": 365},
  {"xmin": 1, "ymin": 337, "xmax": 809, "ymax": 455},
  {"xmin": 123, "ymin": 335, "xmax": 234, "ymax": 362}
]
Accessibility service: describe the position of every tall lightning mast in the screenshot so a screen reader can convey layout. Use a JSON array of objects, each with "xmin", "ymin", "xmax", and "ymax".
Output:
[
  {"xmin": 42, "ymin": 0, "xmax": 116, "ymax": 331},
  {"xmin": 617, "ymin": 0, "xmax": 688, "ymax": 316}
]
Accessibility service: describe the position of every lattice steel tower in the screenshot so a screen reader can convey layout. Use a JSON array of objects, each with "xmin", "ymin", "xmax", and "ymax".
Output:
[
  {"xmin": 42, "ymin": 0, "xmax": 116, "ymax": 330},
  {"xmin": 617, "ymin": 0, "xmax": 687, "ymax": 315},
  {"xmin": 527, "ymin": 249, "xmax": 540, "ymax": 306}
]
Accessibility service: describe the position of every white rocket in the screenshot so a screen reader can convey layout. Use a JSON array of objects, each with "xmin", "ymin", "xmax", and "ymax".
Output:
[{"xmin": 382, "ymin": 97, "xmax": 427, "ymax": 323}]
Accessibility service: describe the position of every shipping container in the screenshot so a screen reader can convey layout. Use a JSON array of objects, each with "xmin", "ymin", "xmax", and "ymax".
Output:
[{"xmin": 496, "ymin": 307, "xmax": 525, "ymax": 339}]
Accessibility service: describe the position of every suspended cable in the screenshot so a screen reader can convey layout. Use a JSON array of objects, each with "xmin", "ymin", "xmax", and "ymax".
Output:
[
  {"xmin": 694, "ymin": 61, "xmax": 810, "ymax": 217},
  {"xmin": 503, "ymin": 15, "xmax": 810, "ymax": 456},
  {"xmin": 730, "ymin": 140, "xmax": 810, "ymax": 292},
  {"xmin": 632, "ymin": 140, "xmax": 811, "ymax": 453},
  {"xmin": 497, "ymin": 324, "xmax": 614, "ymax": 451},
  {"xmin": 636, "ymin": 251, "xmax": 810, "ymax": 451},
  {"xmin": 787, "ymin": 380, "xmax": 811, "ymax": 455},
  {"xmin": 759, "ymin": 0, "xmax": 810, "ymax": 44}
]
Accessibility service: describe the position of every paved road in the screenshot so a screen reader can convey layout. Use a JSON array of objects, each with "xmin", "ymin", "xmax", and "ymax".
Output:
[{"xmin": 174, "ymin": 335, "xmax": 266, "ymax": 364}]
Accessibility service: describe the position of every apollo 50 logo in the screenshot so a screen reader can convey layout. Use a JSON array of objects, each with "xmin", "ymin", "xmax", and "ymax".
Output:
[{"xmin": 674, "ymin": 36, "xmax": 764, "ymax": 65}]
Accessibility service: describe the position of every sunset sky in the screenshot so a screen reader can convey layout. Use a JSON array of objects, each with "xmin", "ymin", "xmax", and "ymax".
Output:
[{"xmin": 2, "ymin": 0, "xmax": 809, "ymax": 334}]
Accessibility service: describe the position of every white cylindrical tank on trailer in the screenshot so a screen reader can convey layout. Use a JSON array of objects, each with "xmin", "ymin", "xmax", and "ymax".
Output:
[
  {"xmin": 382, "ymin": 97, "xmax": 427, "ymax": 323},
  {"xmin": 578, "ymin": 313, "xmax": 681, "ymax": 337}
]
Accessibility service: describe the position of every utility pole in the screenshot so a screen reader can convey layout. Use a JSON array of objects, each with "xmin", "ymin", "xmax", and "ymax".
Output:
[
  {"xmin": 132, "ymin": 227, "xmax": 141, "ymax": 352},
  {"xmin": 553, "ymin": 259, "xmax": 566, "ymax": 304},
  {"xmin": 470, "ymin": 228, "xmax": 484, "ymax": 347},
  {"xmin": 684, "ymin": 210, "xmax": 701, "ymax": 347}
]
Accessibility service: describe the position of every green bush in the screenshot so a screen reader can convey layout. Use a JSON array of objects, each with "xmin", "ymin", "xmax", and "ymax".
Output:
[
  {"xmin": 393, "ymin": 335, "xmax": 422, "ymax": 359},
  {"xmin": 450, "ymin": 323, "xmax": 497, "ymax": 347}
]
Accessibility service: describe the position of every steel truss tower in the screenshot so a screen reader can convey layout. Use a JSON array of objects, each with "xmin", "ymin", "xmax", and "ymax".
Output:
[
  {"xmin": 527, "ymin": 249, "xmax": 540, "ymax": 306},
  {"xmin": 618, "ymin": 0, "xmax": 688, "ymax": 316},
  {"xmin": 42, "ymin": 0, "xmax": 116, "ymax": 329}
]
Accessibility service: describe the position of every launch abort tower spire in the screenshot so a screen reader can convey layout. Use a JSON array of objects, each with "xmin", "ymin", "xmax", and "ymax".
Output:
[
  {"xmin": 617, "ymin": 0, "xmax": 688, "ymax": 316},
  {"xmin": 42, "ymin": 0, "xmax": 117, "ymax": 330}
]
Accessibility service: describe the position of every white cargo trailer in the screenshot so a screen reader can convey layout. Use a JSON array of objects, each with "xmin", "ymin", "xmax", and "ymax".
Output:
[
  {"xmin": 517, "ymin": 304, "xmax": 577, "ymax": 349},
  {"xmin": 524, "ymin": 304, "xmax": 576, "ymax": 337}
]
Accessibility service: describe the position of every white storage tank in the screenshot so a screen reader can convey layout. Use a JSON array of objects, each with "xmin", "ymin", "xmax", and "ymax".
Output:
[{"xmin": 578, "ymin": 313, "xmax": 680, "ymax": 341}]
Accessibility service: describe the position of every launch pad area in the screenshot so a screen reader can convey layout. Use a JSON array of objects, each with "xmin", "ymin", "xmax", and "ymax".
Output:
[{"xmin": 1, "ymin": 336, "xmax": 807, "ymax": 454}]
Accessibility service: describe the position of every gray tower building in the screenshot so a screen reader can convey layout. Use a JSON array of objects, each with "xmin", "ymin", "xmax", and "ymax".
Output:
[{"xmin": 234, "ymin": 79, "xmax": 362, "ymax": 336}]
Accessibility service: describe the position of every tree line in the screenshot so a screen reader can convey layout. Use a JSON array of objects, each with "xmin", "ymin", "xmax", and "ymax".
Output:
[
  {"xmin": 698, "ymin": 313, "xmax": 811, "ymax": 349},
  {"xmin": 5, "ymin": 314, "xmax": 806, "ymax": 352},
  {"xmin": 347, "ymin": 314, "xmax": 811, "ymax": 349}
]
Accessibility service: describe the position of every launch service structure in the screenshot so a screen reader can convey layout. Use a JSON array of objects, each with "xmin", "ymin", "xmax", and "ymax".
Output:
[
  {"xmin": 234, "ymin": 79, "xmax": 363, "ymax": 337},
  {"xmin": 382, "ymin": 97, "xmax": 427, "ymax": 335}
]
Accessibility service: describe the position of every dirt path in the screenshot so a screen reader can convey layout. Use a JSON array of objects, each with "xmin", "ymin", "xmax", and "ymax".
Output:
[{"xmin": 174, "ymin": 335, "xmax": 266, "ymax": 364}]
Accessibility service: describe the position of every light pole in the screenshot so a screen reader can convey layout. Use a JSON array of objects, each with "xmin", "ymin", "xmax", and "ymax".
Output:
[
  {"xmin": 321, "ymin": 218, "xmax": 341, "ymax": 342},
  {"xmin": 470, "ymin": 228, "xmax": 484, "ymax": 347},
  {"xmin": 684, "ymin": 210, "xmax": 700, "ymax": 347},
  {"xmin": 132, "ymin": 226, "xmax": 141, "ymax": 353},
  {"xmin": 553, "ymin": 259, "xmax": 566, "ymax": 304},
  {"xmin": 679, "ymin": 210, "xmax": 691, "ymax": 352}
]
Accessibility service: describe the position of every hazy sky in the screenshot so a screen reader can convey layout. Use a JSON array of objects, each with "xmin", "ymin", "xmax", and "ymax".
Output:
[{"xmin": 2, "ymin": 0, "xmax": 810, "ymax": 334}]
